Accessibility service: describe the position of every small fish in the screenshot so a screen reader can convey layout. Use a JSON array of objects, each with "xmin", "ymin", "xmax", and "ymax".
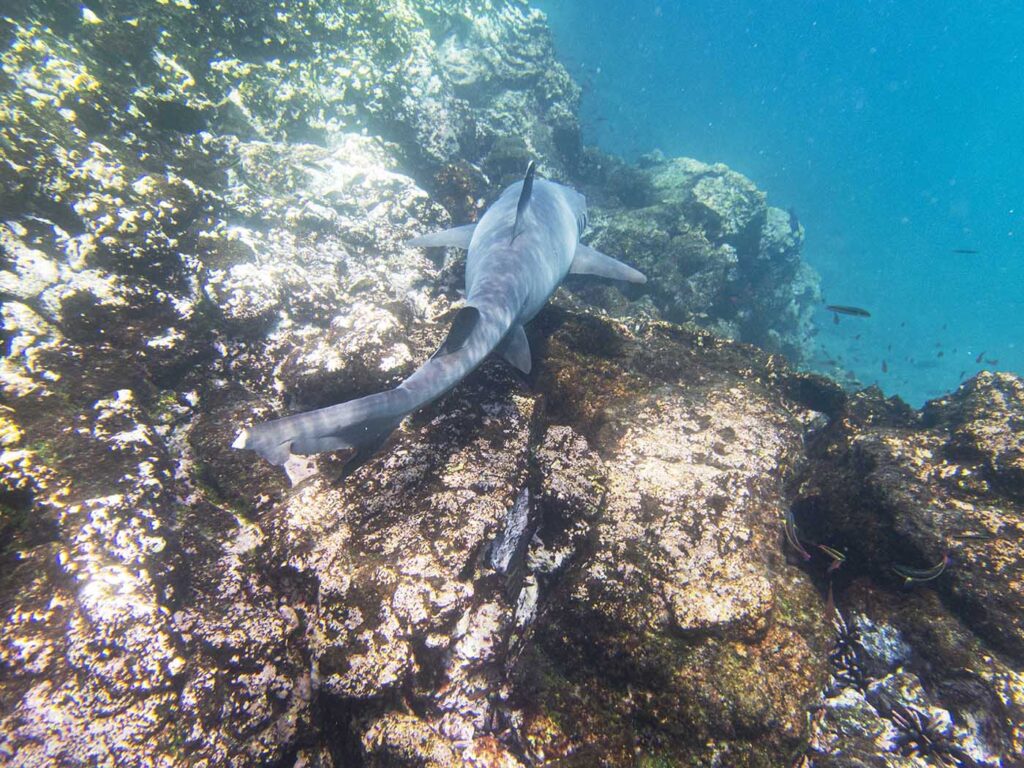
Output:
[
  {"xmin": 951, "ymin": 531, "xmax": 995, "ymax": 542},
  {"xmin": 825, "ymin": 304, "xmax": 871, "ymax": 317},
  {"xmin": 900, "ymin": 321, "xmax": 906, "ymax": 328},
  {"xmin": 881, "ymin": 360, "xmax": 888, "ymax": 373},
  {"xmin": 833, "ymin": 313, "xmax": 840, "ymax": 325},
  {"xmin": 937, "ymin": 351, "xmax": 944, "ymax": 358},
  {"xmin": 893, "ymin": 553, "xmax": 951, "ymax": 586},
  {"xmin": 959, "ymin": 370, "xmax": 966, "ymax": 380},
  {"xmin": 951, "ymin": 248, "xmax": 980, "ymax": 254},
  {"xmin": 788, "ymin": 207, "xmax": 801, "ymax": 231},
  {"xmin": 853, "ymin": 334, "xmax": 861, "ymax": 340},
  {"xmin": 975, "ymin": 351, "xmax": 985, "ymax": 363},
  {"xmin": 985, "ymin": 358, "xmax": 999, "ymax": 366},
  {"xmin": 785, "ymin": 509, "xmax": 812, "ymax": 561},
  {"xmin": 817, "ymin": 544, "xmax": 846, "ymax": 574}
]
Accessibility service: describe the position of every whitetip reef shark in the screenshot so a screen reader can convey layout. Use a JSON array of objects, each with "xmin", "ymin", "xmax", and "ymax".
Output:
[{"xmin": 233, "ymin": 162, "xmax": 647, "ymax": 476}]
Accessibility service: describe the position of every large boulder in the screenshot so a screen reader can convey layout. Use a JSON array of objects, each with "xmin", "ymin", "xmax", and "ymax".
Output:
[
  {"xmin": 511, "ymin": 314, "xmax": 833, "ymax": 766},
  {"xmin": 791, "ymin": 373, "xmax": 1024, "ymax": 766},
  {"xmin": 796, "ymin": 373, "xmax": 1024, "ymax": 658}
]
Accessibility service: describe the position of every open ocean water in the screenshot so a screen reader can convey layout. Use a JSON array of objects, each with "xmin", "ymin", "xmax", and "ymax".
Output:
[{"xmin": 538, "ymin": 0, "xmax": 1024, "ymax": 406}]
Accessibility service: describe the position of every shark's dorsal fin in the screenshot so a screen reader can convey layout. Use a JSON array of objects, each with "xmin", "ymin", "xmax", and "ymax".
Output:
[{"xmin": 510, "ymin": 161, "xmax": 535, "ymax": 244}]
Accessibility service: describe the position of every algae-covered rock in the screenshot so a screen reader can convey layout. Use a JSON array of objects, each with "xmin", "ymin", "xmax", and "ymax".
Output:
[
  {"xmin": 576, "ymin": 154, "xmax": 821, "ymax": 364},
  {"xmin": 796, "ymin": 372, "xmax": 1024, "ymax": 659},
  {"xmin": 0, "ymin": 365, "xmax": 312, "ymax": 765},
  {"xmin": 803, "ymin": 580, "xmax": 1017, "ymax": 766},
  {"xmin": 791, "ymin": 374, "xmax": 1024, "ymax": 766},
  {"xmin": 510, "ymin": 315, "xmax": 834, "ymax": 766}
]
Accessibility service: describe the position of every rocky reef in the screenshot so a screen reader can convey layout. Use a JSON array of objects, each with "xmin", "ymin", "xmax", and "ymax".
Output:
[
  {"xmin": 0, "ymin": 1, "xmax": 1020, "ymax": 767},
  {"xmin": 573, "ymin": 151, "xmax": 820, "ymax": 363}
]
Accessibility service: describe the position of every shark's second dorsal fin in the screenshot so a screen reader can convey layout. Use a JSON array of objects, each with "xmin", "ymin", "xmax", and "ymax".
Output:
[{"xmin": 510, "ymin": 161, "xmax": 535, "ymax": 244}]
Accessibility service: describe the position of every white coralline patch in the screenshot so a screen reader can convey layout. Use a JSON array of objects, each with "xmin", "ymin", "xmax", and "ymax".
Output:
[
  {"xmin": 378, "ymin": 344, "xmax": 412, "ymax": 372},
  {"xmin": 0, "ymin": 225, "xmax": 59, "ymax": 299},
  {"xmin": 852, "ymin": 615, "xmax": 912, "ymax": 670},
  {"xmin": 225, "ymin": 521, "xmax": 265, "ymax": 556},
  {"xmin": 38, "ymin": 267, "xmax": 127, "ymax": 321},
  {"xmin": 204, "ymin": 262, "xmax": 282, "ymax": 327},
  {"xmin": 151, "ymin": 49, "xmax": 195, "ymax": 91},
  {"xmin": 146, "ymin": 328, "xmax": 185, "ymax": 350},
  {"xmin": 0, "ymin": 302, "xmax": 64, "ymax": 397},
  {"xmin": 437, "ymin": 601, "xmax": 510, "ymax": 742}
]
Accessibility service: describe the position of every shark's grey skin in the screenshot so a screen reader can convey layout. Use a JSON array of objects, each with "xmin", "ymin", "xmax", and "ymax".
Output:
[{"xmin": 234, "ymin": 167, "xmax": 646, "ymax": 474}]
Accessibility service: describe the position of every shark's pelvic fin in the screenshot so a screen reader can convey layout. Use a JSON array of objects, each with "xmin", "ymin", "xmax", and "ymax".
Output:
[
  {"xmin": 570, "ymin": 243, "xmax": 647, "ymax": 284},
  {"xmin": 434, "ymin": 306, "xmax": 481, "ymax": 357},
  {"xmin": 498, "ymin": 324, "xmax": 531, "ymax": 374},
  {"xmin": 407, "ymin": 223, "xmax": 476, "ymax": 249},
  {"xmin": 510, "ymin": 161, "xmax": 536, "ymax": 244}
]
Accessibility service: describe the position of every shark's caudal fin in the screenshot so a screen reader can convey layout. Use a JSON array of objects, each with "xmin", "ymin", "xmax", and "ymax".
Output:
[
  {"xmin": 510, "ymin": 161, "xmax": 535, "ymax": 244},
  {"xmin": 570, "ymin": 243, "xmax": 647, "ymax": 284},
  {"xmin": 235, "ymin": 306, "xmax": 487, "ymax": 474},
  {"xmin": 233, "ymin": 388, "xmax": 410, "ymax": 476}
]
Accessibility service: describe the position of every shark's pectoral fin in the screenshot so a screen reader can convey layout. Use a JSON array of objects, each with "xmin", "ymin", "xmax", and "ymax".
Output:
[
  {"xmin": 498, "ymin": 324, "xmax": 532, "ymax": 374},
  {"xmin": 570, "ymin": 243, "xmax": 647, "ymax": 284},
  {"xmin": 407, "ymin": 223, "xmax": 476, "ymax": 249},
  {"xmin": 435, "ymin": 305, "xmax": 481, "ymax": 357}
]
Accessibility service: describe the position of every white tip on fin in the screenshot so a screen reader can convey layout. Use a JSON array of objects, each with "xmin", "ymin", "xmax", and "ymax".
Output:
[
  {"xmin": 232, "ymin": 428, "xmax": 250, "ymax": 449},
  {"xmin": 283, "ymin": 454, "xmax": 318, "ymax": 486},
  {"xmin": 570, "ymin": 243, "xmax": 647, "ymax": 284}
]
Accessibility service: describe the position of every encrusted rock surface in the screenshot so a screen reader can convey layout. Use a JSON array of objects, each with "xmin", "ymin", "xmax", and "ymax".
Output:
[
  {"xmin": 803, "ymin": 581, "xmax": 1022, "ymax": 767},
  {"xmin": 791, "ymin": 373, "xmax": 1024, "ymax": 766},
  {"xmin": 574, "ymin": 154, "xmax": 821, "ymax": 363},
  {"xmin": 796, "ymin": 373, "xmax": 1024, "ymax": 658},
  {"xmin": 514, "ymin": 316, "xmax": 834, "ymax": 765}
]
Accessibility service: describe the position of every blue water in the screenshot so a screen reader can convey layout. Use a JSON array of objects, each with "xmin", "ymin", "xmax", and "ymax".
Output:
[{"xmin": 537, "ymin": 0, "xmax": 1024, "ymax": 406}]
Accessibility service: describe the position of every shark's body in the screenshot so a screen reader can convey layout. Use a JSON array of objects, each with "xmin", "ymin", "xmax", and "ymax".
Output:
[{"xmin": 234, "ymin": 164, "xmax": 646, "ymax": 474}]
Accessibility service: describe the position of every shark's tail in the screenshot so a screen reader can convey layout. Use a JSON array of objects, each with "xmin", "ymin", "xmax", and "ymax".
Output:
[{"xmin": 233, "ymin": 388, "xmax": 412, "ymax": 475}]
